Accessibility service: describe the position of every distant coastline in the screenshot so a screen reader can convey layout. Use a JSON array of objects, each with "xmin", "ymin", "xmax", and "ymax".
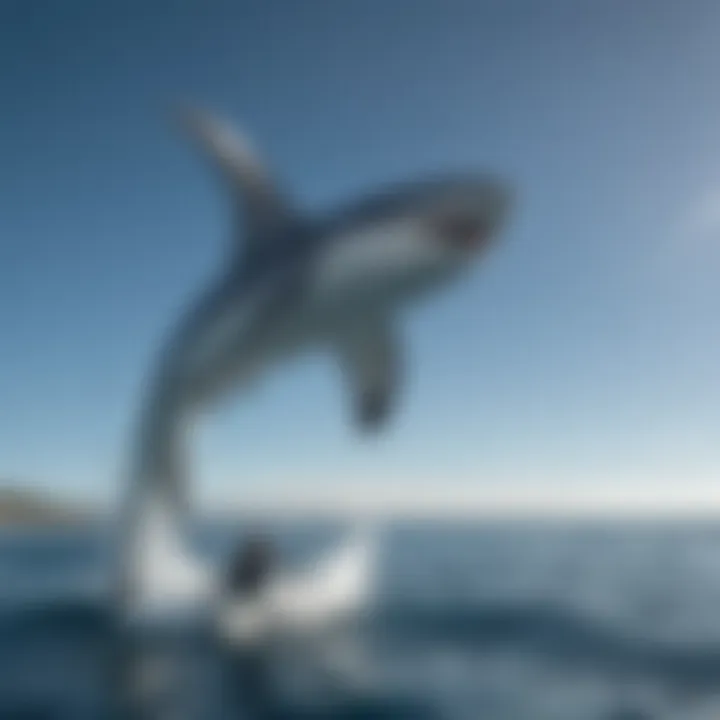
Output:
[{"xmin": 0, "ymin": 486, "xmax": 91, "ymax": 527}]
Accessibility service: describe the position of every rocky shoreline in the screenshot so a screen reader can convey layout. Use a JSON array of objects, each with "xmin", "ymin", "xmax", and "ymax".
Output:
[{"xmin": 0, "ymin": 486, "xmax": 91, "ymax": 527}]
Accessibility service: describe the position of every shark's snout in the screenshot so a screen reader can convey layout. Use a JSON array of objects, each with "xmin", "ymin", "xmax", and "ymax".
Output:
[
  {"xmin": 434, "ymin": 212, "xmax": 490, "ymax": 251},
  {"xmin": 431, "ymin": 179, "xmax": 512, "ymax": 255}
]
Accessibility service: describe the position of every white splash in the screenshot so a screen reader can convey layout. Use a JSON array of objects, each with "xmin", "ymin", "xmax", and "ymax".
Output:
[
  {"xmin": 216, "ymin": 526, "xmax": 378, "ymax": 644},
  {"xmin": 128, "ymin": 496, "xmax": 214, "ymax": 622},
  {"xmin": 126, "ymin": 490, "xmax": 377, "ymax": 642}
]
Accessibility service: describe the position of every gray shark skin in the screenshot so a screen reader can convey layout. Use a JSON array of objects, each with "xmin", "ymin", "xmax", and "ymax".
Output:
[{"xmin": 118, "ymin": 107, "xmax": 513, "ymax": 614}]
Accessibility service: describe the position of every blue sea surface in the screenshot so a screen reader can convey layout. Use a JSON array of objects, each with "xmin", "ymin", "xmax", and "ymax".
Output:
[{"xmin": 3, "ymin": 520, "xmax": 720, "ymax": 719}]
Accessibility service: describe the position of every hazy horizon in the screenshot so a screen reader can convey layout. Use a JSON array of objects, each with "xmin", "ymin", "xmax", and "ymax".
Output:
[{"xmin": 9, "ymin": 476, "xmax": 720, "ymax": 522}]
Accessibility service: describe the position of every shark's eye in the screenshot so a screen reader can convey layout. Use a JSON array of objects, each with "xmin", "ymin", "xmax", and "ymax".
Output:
[{"xmin": 434, "ymin": 212, "xmax": 487, "ymax": 250}]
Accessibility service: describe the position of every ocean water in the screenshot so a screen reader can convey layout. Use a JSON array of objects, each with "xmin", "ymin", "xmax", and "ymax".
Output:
[{"xmin": 3, "ymin": 520, "xmax": 720, "ymax": 719}]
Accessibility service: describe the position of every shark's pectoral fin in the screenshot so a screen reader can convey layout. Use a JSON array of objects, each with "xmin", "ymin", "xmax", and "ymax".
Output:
[
  {"xmin": 335, "ymin": 318, "xmax": 402, "ymax": 432},
  {"xmin": 177, "ymin": 105, "xmax": 295, "ymax": 247}
]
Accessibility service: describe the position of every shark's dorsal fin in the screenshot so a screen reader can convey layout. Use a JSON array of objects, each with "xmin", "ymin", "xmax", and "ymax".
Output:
[{"xmin": 178, "ymin": 105, "xmax": 295, "ymax": 251}]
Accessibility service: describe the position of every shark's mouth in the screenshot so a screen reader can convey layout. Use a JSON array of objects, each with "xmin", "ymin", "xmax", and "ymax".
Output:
[{"xmin": 434, "ymin": 212, "xmax": 489, "ymax": 251}]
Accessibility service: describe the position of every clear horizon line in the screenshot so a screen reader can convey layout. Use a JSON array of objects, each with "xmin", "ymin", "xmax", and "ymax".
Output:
[
  {"xmin": 197, "ymin": 480, "xmax": 720, "ymax": 519},
  {"xmin": 11, "ymin": 478, "xmax": 720, "ymax": 520}
]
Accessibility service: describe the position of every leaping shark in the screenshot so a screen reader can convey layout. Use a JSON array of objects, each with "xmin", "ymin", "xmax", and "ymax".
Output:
[{"xmin": 118, "ymin": 106, "xmax": 513, "ymax": 619}]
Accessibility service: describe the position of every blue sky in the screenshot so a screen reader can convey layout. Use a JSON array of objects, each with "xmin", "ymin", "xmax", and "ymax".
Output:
[{"xmin": 2, "ymin": 1, "xmax": 720, "ymax": 508}]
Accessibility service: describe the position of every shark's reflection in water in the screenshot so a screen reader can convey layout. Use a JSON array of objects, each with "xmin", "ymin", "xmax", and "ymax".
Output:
[
  {"xmin": 223, "ymin": 647, "xmax": 275, "ymax": 715},
  {"xmin": 217, "ymin": 631, "xmax": 439, "ymax": 719},
  {"xmin": 112, "ymin": 621, "xmax": 438, "ymax": 720},
  {"xmin": 111, "ymin": 627, "xmax": 199, "ymax": 719}
]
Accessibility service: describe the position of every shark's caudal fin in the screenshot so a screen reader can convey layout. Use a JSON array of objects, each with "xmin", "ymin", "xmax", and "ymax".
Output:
[{"xmin": 177, "ymin": 105, "xmax": 297, "ymax": 252}]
